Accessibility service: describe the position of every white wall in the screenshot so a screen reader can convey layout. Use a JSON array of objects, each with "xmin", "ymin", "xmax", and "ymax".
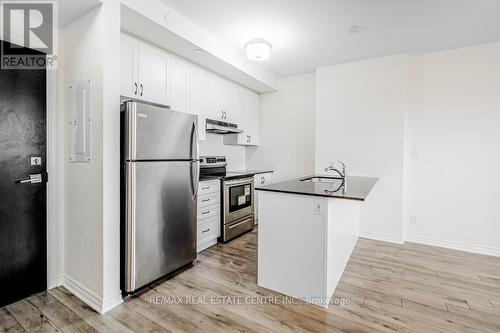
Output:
[
  {"xmin": 404, "ymin": 43, "xmax": 500, "ymax": 255},
  {"xmin": 246, "ymin": 74, "xmax": 316, "ymax": 182},
  {"xmin": 100, "ymin": 0, "xmax": 122, "ymax": 313},
  {"xmin": 315, "ymin": 55, "xmax": 408, "ymax": 243},
  {"xmin": 200, "ymin": 134, "xmax": 246, "ymax": 170},
  {"xmin": 313, "ymin": 43, "xmax": 500, "ymax": 254},
  {"xmin": 61, "ymin": 5, "xmax": 104, "ymax": 302},
  {"xmin": 60, "ymin": 0, "xmax": 121, "ymax": 313}
]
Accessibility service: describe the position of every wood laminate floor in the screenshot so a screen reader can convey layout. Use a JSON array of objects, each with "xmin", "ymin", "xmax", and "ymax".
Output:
[{"xmin": 2, "ymin": 229, "xmax": 500, "ymax": 332}]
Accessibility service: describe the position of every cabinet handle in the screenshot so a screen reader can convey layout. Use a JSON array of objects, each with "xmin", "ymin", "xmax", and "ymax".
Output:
[
  {"xmin": 221, "ymin": 110, "xmax": 224, "ymax": 119},
  {"xmin": 201, "ymin": 186, "xmax": 210, "ymax": 190},
  {"xmin": 202, "ymin": 228, "xmax": 210, "ymax": 233},
  {"xmin": 202, "ymin": 211, "xmax": 210, "ymax": 215},
  {"xmin": 140, "ymin": 84, "xmax": 144, "ymax": 96},
  {"xmin": 202, "ymin": 199, "xmax": 210, "ymax": 202},
  {"xmin": 134, "ymin": 82, "xmax": 138, "ymax": 95}
]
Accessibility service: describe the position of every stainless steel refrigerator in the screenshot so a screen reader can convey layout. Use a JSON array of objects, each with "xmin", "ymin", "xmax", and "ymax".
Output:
[{"xmin": 121, "ymin": 101, "xmax": 199, "ymax": 294}]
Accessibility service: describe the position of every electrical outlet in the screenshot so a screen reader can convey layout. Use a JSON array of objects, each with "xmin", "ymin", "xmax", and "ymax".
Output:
[
  {"xmin": 314, "ymin": 200, "xmax": 324, "ymax": 215},
  {"xmin": 410, "ymin": 216, "xmax": 417, "ymax": 225}
]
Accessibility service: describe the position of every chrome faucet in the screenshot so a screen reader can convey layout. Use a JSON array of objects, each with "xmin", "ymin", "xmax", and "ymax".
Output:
[{"xmin": 324, "ymin": 160, "xmax": 346, "ymax": 180}]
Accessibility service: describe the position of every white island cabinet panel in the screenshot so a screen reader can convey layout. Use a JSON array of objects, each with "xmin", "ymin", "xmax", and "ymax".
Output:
[
  {"xmin": 258, "ymin": 190, "xmax": 361, "ymax": 308},
  {"xmin": 325, "ymin": 198, "xmax": 360, "ymax": 298},
  {"xmin": 254, "ymin": 172, "xmax": 273, "ymax": 224},
  {"xmin": 258, "ymin": 192, "xmax": 326, "ymax": 300}
]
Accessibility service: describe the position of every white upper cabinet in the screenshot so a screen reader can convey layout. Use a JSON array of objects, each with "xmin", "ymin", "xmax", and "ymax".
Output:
[
  {"xmin": 206, "ymin": 72, "xmax": 236, "ymax": 122},
  {"xmin": 120, "ymin": 33, "xmax": 170, "ymax": 105},
  {"xmin": 137, "ymin": 43, "xmax": 170, "ymax": 105},
  {"xmin": 221, "ymin": 80, "xmax": 237, "ymax": 123},
  {"xmin": 188, "ymin": 65, "xmax": 206, "ymax": 141},
  {"xmin": 170, "ymin": 56, "xmax": 189, "ymax": 113},
  {"xmin": 120, "ymin": 33, "xmax": 259, "ymax": 145},
  {"xmin": 120, "ymin": 34, "xmax": 139, "ymax": 99},
  {"xmin": 224, "ymin": 86, "xmax": 259, "ymax": 146}
]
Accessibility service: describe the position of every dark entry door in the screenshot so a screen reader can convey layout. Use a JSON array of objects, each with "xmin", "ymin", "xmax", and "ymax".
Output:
[{"xmin": 0, "ymin": 40, "xmax": 47, "ymax": 307}]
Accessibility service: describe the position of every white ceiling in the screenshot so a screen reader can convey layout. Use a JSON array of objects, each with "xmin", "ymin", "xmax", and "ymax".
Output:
[
  {"xmin": 59, "ymin": 0, "xmax": 102, "ymax": 27},
  {"xmin": 160, "ymin": 0, "xmax": 500, "ymax": 78}
]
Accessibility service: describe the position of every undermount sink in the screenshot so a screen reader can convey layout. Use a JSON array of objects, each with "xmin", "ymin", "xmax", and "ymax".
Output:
[{"xmin": 301, "ymin": 176, "xmax": 344, "ymax": 184}]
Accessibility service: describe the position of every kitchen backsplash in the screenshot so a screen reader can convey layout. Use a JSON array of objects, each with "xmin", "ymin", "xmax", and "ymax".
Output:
[{"xmin": 199, "ymin": 134, "xmax": 246, "ymax": 170}]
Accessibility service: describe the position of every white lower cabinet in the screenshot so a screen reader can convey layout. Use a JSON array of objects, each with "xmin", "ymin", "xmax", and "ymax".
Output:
[
  {"xmin": 254, "ymin": 172, "xmax": 273, "ymax": 224},
  {"xmin": 197, "ymin": 180, "xmax": 221, "ymax": 252}
]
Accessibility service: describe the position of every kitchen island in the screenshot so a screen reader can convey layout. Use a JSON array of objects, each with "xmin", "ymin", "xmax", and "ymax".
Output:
[{"xmin": 256, "ymin": 175, "xmax": 377, "ymax": 308}]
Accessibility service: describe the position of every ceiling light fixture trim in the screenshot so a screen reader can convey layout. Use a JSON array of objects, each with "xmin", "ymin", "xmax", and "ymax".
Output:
[{"xmin": 245, "ymin": 38, "xmax": 272, "ymax": 61}]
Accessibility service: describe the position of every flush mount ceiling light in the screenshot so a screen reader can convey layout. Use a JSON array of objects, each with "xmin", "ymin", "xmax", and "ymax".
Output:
[{"xmin": 245, "ymin": 39, "xmax": 272, "ymax": 61}]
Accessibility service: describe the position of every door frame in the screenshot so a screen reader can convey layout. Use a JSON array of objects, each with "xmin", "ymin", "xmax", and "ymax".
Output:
[{"xmin": 47, "ymin": 69, "xmax": 61, "ymax": 289}]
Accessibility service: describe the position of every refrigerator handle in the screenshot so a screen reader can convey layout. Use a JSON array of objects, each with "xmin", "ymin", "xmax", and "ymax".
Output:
[
  {"xmin": 191, "ymin": 160, "xmax": 200, "ymax": 199},
  {"xmin": 190, "ymin": 120, "xmax": 199, "ymax": 161},
  {"xmin": 190, "ymin": 120, "xmax": 200, "ymax": 198}
]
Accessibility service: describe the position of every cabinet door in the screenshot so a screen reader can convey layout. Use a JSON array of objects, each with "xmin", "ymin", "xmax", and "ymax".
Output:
[
  {"xmin": 188, "ymin": 65, "xmax": 205, "ymax": 115},
  {"xmin": 205, "ymin": 72, "xmax": 223, "ymax": 120},
  {"xmin": 170, "ymin": 56, "xmax": 189, "ymax": 113},
  {"xmin": 220, "ymin": 80, "xmax": 236, "ymax": 122},
  {"xmin": 224, "ymin": 86, "xmax": 259, "ymax": 146},
  {"xmin": 138, "ymin": 42, "xmax": 169, "ymax": 105},
  {"xmin": 235, "ymin": 86, "xmax": 251, "ymax": 144},
  {"xmin": 206, "ymin": 73, "xmax": 236, "ymax": 122},
  {"xmin": 120, "ymin": 34, "xmax": 139, "ymax": 98},
  {"xmin": 246, "ymin": 89, "xmax": 259, "ymax": 145},
  {"xmin": 188, "ymin": 65, "xmax": 206, "ymax": 141}
]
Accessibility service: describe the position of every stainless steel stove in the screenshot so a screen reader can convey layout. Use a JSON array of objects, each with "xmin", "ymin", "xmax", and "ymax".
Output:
[{"xmin": 200, "ymin": 156, "xmax": 255, "ymax": 243}]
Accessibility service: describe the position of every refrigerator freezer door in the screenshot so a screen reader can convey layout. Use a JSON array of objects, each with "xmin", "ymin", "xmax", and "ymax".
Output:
[
  {"xmin": 125, "ymin": 161, "xmax": 198, "ymax": 292},
  {"xmin": 124, "ymin": 101, "xmax": 198, "ymax": 161}
]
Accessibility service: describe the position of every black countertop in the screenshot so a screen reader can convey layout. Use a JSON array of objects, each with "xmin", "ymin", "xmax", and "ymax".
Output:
[{"xmin": 255, "ymin": 175, "xmax": 378, "ymax": 201}]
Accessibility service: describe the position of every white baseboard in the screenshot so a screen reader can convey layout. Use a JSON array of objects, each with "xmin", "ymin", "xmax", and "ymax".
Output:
[
  {"xmin": 405, "ymin": 234, "xmax": 500, "ymax": 257},
  {"xmin": 360, "ymin": 231, "xmax": 404, "ymax": 244},
  {"xmin": 102, "ymin": 292, "xmax": 123, "ymax": 314},
  {"xmin": 62, "ymin": 274, "xmax": 102, "ymax": 313},
  {"xmin": 47, "ymin": 275, "xmax": 64, "ymax": 290},
  {"xmin": 62, "ymin": 275, "xmax": 122, "ymax": 314},
  {"xmin": 197, "ymin": 238, "xmax": 217, "ymax": 253}
]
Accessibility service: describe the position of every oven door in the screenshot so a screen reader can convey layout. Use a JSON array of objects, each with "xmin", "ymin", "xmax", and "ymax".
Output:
[{"xmin": 223, "ymin": 178, "xmax": 254, "ymax": 224}]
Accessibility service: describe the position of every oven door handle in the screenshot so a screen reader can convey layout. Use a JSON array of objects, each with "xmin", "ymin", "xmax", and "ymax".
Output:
[
  {"xmin": 228, "ymin": 217, "xmax": 252, "ymax": 230},
  {"xmin": 223, "ymin": 178, "xmax": 254, "ymax": 187}
]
